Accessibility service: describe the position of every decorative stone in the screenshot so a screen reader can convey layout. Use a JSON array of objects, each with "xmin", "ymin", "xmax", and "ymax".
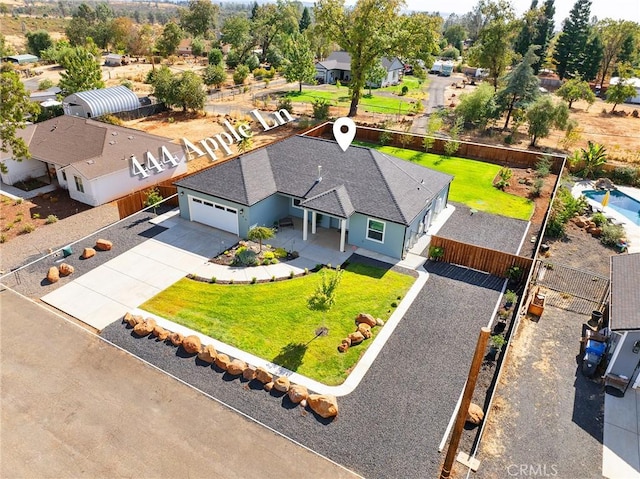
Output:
[
  {"xmin": 355, "ymin": 313, "xmax": 377, "ymax": 327},
  {"xmin": 95, "ymin": 239, "xmax": 113, "ymax": 251},
  {"xmin": 169, "ymin": 332, "xmax": 184, "ymax": 346},
  {"xmin": 82, "ymin": 247, "xmax": 96, "ymax": 259},
  {"xmin": 123, "ymin": 312, "xmax": 133, "ymax": 324},
  {"xmin": 133, "ymin": 318, "xmax": 156, "ymax": 337},
  {"xmin": 467, "ymin": 403, "xmax": 484, "ymax": 425},
  {"xmin": 300, "ymin": 399, "xmax": 307, "ymax": 408},
  {"xmin": 348, "ymin": 331, "xmax": 365, "ymax": 345},
  {"xmin": 264, "ymin": 381, "xmax": 274, "ymax": 392},
  {"xmin": 288, "ymin": 384, "xmax": 308, "ymax": 404},
  {"xmin": 357, "ymin": 323, "xmax": 372, "ymax": 338},
  {"xmin": 255, "ymin": 367, "xmax": 273, "ymax": 384},
  {"xmin": 274, "ymin": 376, "xmax": 290, "ymax": 392},
  {"xmin": 308, "ymin": 394, "xmax": 339, "ymax": 418},
  {"xmin": 337, "ymin": 342, "xmax": 349, "ymax": 353},
  {"xmin": 154, "ymin": 326, "xmax": 169, "ymax": 341},
  {"xmin": 214, "ymin": 353, "xmax": 231, "ymax": 370},
  {"xmin": 47, "ymin": 266, "xmax": 59, "ymax": 283},
  {"xmin": 59, "ymin": 263, "xmax": 74, "ymax": 276},
  {"xmin": 198, "ymin": 344, "xmax": 217, "ymax": 364},
  {"xmin": 242, "ymin": 366, "xmax": 256, "ymax": 381},
  {"xmin": 376, "ymin": 318, "xmax": 385, "ymax": 327},
  {"xmin": 227, "ymin": 359, "xmax": 246, "ymax": 376},
  {"xmin": 182, "ymin": 335, "xmax": 201, "ymax": 354},
  {"xmin": 590, "ymin": 227, "xmax": 602, "ymax": 237}
]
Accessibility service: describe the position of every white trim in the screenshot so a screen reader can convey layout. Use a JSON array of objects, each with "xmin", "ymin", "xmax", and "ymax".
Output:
[
  {"xmin": 74, "ymin": 175, "xmax": 84, "ymax": 193},
  {"xmin": 366, "ymin": 218, "xmax": 386, "ymax": 244}
]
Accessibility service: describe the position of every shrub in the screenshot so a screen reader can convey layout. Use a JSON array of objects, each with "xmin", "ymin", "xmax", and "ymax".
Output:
[
  {"xmin": 45, "ymin": 214, "xmax": 58, "ymax": 224},
  {"xmin": 400, "ymin": 85, "xmax": 409, "ymax": 96},
  {"xmin": 32, "ymin": 213, "xmax": 41, "ymax": 219},
  {"xmin": 490, "ymin": 334, "xmax": 506, "ymax": 349},
  {"xmin": 208, "ymin": 48, "xmax": 223, "ymax": 66},
  {"xmin": 289, "ymin": 270, "xmax": 295, "ymax": 278},
  {"xmin": 251, "ymin": 277, "xmax": 257, "ymax": 284},
  {"xmin": 211, "ymin": 277, "xmax": 217, "ymax": 283},
  {"xmin": 39, "ymin": 78, "xmax": 54, "ymax": 90},
  {"xmin": 379, "ymin": 130, "xmax": 392, "ymax": 146},
  {"xmin": 233, "ymin": 65, "xmax": 250, "ymax": 85},
  {"xmin": 535, "ymin": 155, "xmax": 552, "ymax": 178},
  {"xmin": 391, "ymin": 301, "xmax": 398, "ymax": 308},
  {"xmin": 277, "ymin": 97, "xmax": 292, "ymax": 113},
  {"xmin": 600, "ymin": 224, "xmax": 625, "ymax": 246},
  {"xmin": 245, "ymin": 54, "xmax": 260, "ymax": 71},
  {"xmin": 271, "ymin": 275, "xmax": 276, "ymax": 282},
  {"xmin": 0, "ymin": 234, "xmax": 5, "ymax": 243},
  {"xmin": 591, "ymin": 212, "xmax": 607, "ymax": 227},
  {"xmin": 495, "ymin": 167, "xmax": 513, "ymax": 190},
  {"xmin": 531, "ymin": 178, "xmax": 544, "ymax": 197},
  {"xmin": 253, "ymin": 67, "xmax": 268, "ymax": 80},
  {"xmin": 143, "ymin": 187, "xmax": 163, "ymax": 212},
  {"xmin": 274, "ymin": 247, "xmax": 287, "ymax": 258},
  {"xmin": 234, "ymin": 249, "xmax": 258, "ymax": 266},
  {"xmin": 15, "ymin": 198, "xmax": 23, "ymax": 205},
  {"xmin": 611, "ymin": 166, "xmax": 638, "ymax": 186},
  {"xmin": 263, "ymin": 251, "xmax": 275, "ymax": 260},
  {"xmin": 312, "ymin": 98, "xmax": 330, "ymax": 120},
  {"xmin": 99, "ymin": 114, "xmax": 124, "ymax": 126},
  {"xmin": 428, "ymin": 245, "xmax": 444, "ymax": 260},
  {"xmin": 21, "ymin": 223, "xmax": 35, "ymax": 234}
]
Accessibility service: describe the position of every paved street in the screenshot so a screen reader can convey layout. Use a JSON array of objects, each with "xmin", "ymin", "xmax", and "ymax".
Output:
[{"xmin": 0, "ymin": 288, "xmax": 358, "ymax": 479}]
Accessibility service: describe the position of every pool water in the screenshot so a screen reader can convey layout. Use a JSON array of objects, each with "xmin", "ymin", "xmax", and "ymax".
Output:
[{"xmin": 583, "ymin": 189, "xmax": 640, "ymax": 226}]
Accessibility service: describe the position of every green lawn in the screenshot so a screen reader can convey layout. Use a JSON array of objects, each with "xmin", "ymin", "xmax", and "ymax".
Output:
[
  {"xmin": 286, "ymin": 87, "xmax": 416, "ymax": 114},
  {"xmin": 141, "ymin": 263, "xmax": 415, "ymax": 385},
  {"xmin": 374, "ymin": 145, "xmax": 534, "ymax": 220}
]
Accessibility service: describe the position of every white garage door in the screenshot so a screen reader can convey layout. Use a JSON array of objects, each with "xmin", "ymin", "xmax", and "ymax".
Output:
[{"xmin": 189, "ymin": 196, "xmax": 239, "ymax": 235}]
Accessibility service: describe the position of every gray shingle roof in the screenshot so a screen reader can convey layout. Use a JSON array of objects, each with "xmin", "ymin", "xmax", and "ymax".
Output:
[
  {"xmin": 610, "ymin": 253, "xmax": 640, "ymax": 330},
  {"xmin": 176, "ymin": 135, "xmax": 452, "ymax": 225},
  {"xmin": 317, "ymin": 51, "xmax": 403, "ymax": 73}
]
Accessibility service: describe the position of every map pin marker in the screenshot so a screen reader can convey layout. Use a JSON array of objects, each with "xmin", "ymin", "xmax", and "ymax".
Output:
[{"xmin": 333, "ymin": 117, "xmax": 356, "ymax": 152}]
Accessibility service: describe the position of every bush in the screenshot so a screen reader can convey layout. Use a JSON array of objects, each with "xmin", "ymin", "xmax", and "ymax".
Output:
[
  {"xmin": 225, "ymin": 50, "xmax": 240, "ymax": 68},
  {"xmin": 611, "ymin": 166, "xmax": 639, "ymax": 186},
  {"xmin": 535, "ymin": 155, "xmax": 552, "ymax": 178},
  {"xmin": 591, "ymin": 212, "xmax": 607, "ymax": 227},
  {"xmin": 234, "ymin": 249, "xmax": 258, "ymax": 266},
  {"xmin": 601, "ymin": 223, "xmax": 625, "ymax": 246},
  {"xmin": 233, "ymin": 65, "xmax": 250, "ymax": 85},
  {"xmin": 379, "ymin": 130, "xmax": 392, "ymax": 146},
  {"xmin": 263, "ymin": 251, "xmax": 275, "ymax": 260},
  {"xmin": 98, "ymin": 114, "xmax": 124, "ymax": 126},
  {"xmin": 20, "ymin": 223, "xmax": 35, "ymax": 234},
  {"xmin": 208, "ymin": 48, "xmax": 223, "ymax": 66},
  {"xmin": 312, "ymin": 98, "xmax": 330, "ymax": 120},
  {"xmin": 276, "ymin": 97, "xmax": 292, "ymax": 113},
  {"xmin": 274, "ymin": 247, "xmax": 287, "ymax": 258},
  {"xmin": 531, "ymin": 177, "xmax": 544, "ymax": 197},
  {"xmin": 45, "ymin": 214, "xmax": 58, "ymax": 224},
  {"xmin": 441, "ymin": 47, "xmax": 460, "ymax": 59},
  {"xmin": 400, "ymin": 85, "xmax": 409, "ymax": 96},
  {"xmin": 495, "ymin": 167, "xmax": 513, "ymax": 190},
  {"xmin": 39, "ymin": 78, "xmax": 54, "ymax": 90},
  {"xmin": 253, "ymin": 67, "xmax": 268, "ymax": 79},
  {"xmin": 245, "ymin": 54, "xmax": 260, "ymax": 71},
  {"xmin": 0, "ymin": 234, "xmax": 5, "ymax": 243},
  {"xmin": 32, "ymin": 213, "xmax": 40, "ymax": 219}
]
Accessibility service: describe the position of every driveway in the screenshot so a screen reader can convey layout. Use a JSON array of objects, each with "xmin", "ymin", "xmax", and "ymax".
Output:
[
  {"xmin": 41, "ymin": 217, "xmax": 237, "ymax": 330},
  {"xmin": 0, "ymin": 288, "xmax": 357, "ymax": 479},
  {"xmin": 410, "ymin": 74, "xmax": 453, "ymax": 133}
]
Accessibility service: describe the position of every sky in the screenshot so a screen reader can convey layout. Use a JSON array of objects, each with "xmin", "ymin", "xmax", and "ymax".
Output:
[{"xmin": 401, "ymin": 0, "xmax": 640, "ymax": 25}]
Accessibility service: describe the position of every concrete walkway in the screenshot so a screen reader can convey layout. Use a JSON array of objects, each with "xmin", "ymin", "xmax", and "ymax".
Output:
[{"xmin": 604, "ymin": 387, "xmax": 640, "ymax": 478}]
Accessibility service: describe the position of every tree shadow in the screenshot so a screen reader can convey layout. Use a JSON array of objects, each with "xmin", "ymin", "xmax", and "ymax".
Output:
[{"xmin": 272, "ymin": 342, "xmax": 307, "ymax": 372}]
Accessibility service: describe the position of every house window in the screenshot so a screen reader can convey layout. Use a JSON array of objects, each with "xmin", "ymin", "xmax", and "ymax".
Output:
[
  {"xmin": 62, "ymin": 170, "xmax": 67, "ymax": 181},
  {"xmin": 74, "ymin": 176, "xmax": 84, "ymax": 193},
  {"xmin": 366, "ymin": 218, "xmax": 385, "ymax": 243},
  {"xmin": 292, "ymin": 198, "xmax": 302, "ymax": 209}
]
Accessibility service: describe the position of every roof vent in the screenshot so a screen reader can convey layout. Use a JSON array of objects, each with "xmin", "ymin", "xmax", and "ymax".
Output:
[
  {"xmin": 317, "ymin": 165, "xmax": 322, "ymax": 182},
  {"xmin": 128, "ymin": 135, "xmax": 134, "ymax": 140},
  {"xmin": 109, "ymin": 140, "xmax": 116, "ymax": 145},
  {"xmin": 112, "ymin": 132, "xmax": 117, "ymax": 136},
  {"xmin": 86, "ymin": 160, "xmax": 94, "ymax": 165}
]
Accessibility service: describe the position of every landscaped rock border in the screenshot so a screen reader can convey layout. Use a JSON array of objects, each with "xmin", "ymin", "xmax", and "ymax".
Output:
[
  {"xmin": 120, "ymin": 312, "xmax": 339, "ymax": 420},
  {"xmin": 337, "ymin": 313, "xmax": 385, "ymax": 353}
]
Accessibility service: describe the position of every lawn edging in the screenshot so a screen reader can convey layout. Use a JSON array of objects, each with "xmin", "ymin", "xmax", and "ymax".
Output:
[{"xmin": 134, "ymin": 268, "xmax": 429, "ymax": 397}]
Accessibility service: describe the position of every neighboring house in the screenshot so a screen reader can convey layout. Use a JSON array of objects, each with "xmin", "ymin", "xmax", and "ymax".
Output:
[
  {"xmin": 30, "ymin": 86, "xmax": 62, "ymax": 103},
  {"xmin": 603, "ymin": 253, "xmax": 640, "ymax": 395},
  {"xmin": 315, "ymin": 52, "xmax": 404, "ymax": 87},
  {"xmin": 104, "ymin": 53, "xmax": 124, "ymax": 67},
  {"xmin": 609, "ymin": 77, "xmax": 640, "ymax": 104},
  {"xmin": 175, "ymin": 135, "xmax": 452, "ymax": 259},
  {"xmin": 1, "ymin": 54, "xmax": 39, "ymax": 65},
  {"xmin": 177, "ymin": 38, "xmax": 211, "ymax": 56},
  {"xmin": 63, "ymin": 86, "xmax": 140, "ymax": 118},
  {"xmin": 0, "ymin": 115, "xmax": 186, "ymax": 206}
]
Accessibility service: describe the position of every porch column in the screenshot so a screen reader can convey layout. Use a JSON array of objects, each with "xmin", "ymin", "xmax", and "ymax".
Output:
[
  {"xmin": 340, "ymin": 218, "xmax": 346, "ymax": 252},
  {"xmin": 303, "ymin": 208, "xmax": 308, "ymax": 241},
  {"xmin": 311, "ymin": 211, "xmax": 317, "ymax": 234}
]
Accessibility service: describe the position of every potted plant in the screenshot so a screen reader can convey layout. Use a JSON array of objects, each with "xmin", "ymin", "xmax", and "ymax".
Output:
[
  {"xmin": 428, "ymin": 245, "xmax": 445, "ymax": 261},
  {"xmin": 490, "ymin": 334, "xmax": 506, "ymax": 352},
  {"xmin": 504, "ymin": 290, "xmax": 517, "ymax": 309},
  {"xmin": 506, "ymin": 265, "xmax": 523, "ymax": 286}
]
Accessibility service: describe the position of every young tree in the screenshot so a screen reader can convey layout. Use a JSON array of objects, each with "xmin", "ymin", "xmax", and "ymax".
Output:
[
  {"xmin": 365, "ymin": 63, "xmax": 387, "ymax": 95},
  {"xmin": 470, "ymin": 0, "xmax": 517, "ymax": 90},
  {"xmin": 282, "ymin": 31, "xmax": 316, "ymax": 93},
  {"xmin": 495, "ymin": 46, "xmax": 540, "ymax": 130},
  {"xmin": 202, "ymin": 64, "xmax": 226, "ymax": 89},
  {"xmin": 299, "ymin": 6, "xmax": 312, "ymax": 32},
  {"xmin": 156, "ymin": 22, "xmax": 183, "ymax": 57},
  {"xmin": 455, "ymin": 82, "xmax": 498, "ymax": 129},
  {"xmin": 208, "ymin": 48, "xmax": 223, "ymax": 66},
  {"xmin": 553, "ymin": 0, "xmax": 592, "ymax": 80},
  {"xmin": 174, "ymin": 71, "xmax": 206, "ymax": 112},
  {"xmin": 315, "ymin": 0, "xmax": 440, "ymax": 117},
  {"xmin": 526, "ymin": 96, "xmax": 569, "ymax": 146},
  {"xmin": 26, "ymin": 30, "xmax": 53, "ymax": 57},
  {"xmin": 149, "ymin": 65, "xmax": 176, "ymax": 107},
  {"xmin": 307, "ymin": 266, "xmax": 343, "ymax": 337},
  {"xmin": 605, "ymin": 78, "xmax": 637, "ymax": 113},
  {"xmin": 555, "ymin": 76, "xmax": 595, "ymax": 108},
  {"xmin": 247, "ymin": 226, "xmax": 275, "ymax": 251},
  {"xmin": 58, "ymin": 47, "xmax": 105, "ymax": 96},
  {"xmin": 179, "ymin": 0, "xmax": 219, "ymax": 38},
  {"xmin": 232, "ymin": 65, "xmax": 250, "ymax": 85},
  {"xmin": 0, "ymin": 65, "xmax": 41, "ymax": 173}
]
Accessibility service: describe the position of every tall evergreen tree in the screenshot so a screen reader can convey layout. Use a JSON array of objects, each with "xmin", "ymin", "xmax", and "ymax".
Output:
[
  {"xmin": 514, "ymin": 0, "xmax": 539, "ymax": 59},
  {"xmin": 496, "ymin": 46, "xmax": 540, "ymax": 130},
  {"xmin": 299, "ymin": 6, "xmax": 312, "ymax": 32},
  {"xmin": 531, "ymin": 0, "xmax": 555, "ymax": 73},
  {"xmin": 582, "ymin": 33, "xmax": 603, "ymax": 82},
  {"xmin": 553, "ymin": 0, "xmax": 592, "ymax": 80}
]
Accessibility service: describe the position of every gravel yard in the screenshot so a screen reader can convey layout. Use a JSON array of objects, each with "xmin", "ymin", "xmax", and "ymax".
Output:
[{"xmin": 101, "ymin": 261, "xmax": 505, "ymax": 479}]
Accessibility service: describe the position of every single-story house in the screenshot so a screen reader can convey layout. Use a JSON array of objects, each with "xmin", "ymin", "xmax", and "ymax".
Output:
[
  {"xmin": 30, "ymin": 86, "xmax": 62, "ymax": 103},
  {"xmin": 315, "ymin": 51, "xmax": 404, "ymax": 87},
  {"xmin": 0, "ymin": 115, "xmax": 186, "ymax": 206},
  {"xmin": 63, "ymin": 85, "xmax": 140, "ymax": 118},
  {"xmin": 603, "ymin": 252, "xmax": 640, "ymax": 394},
  {"xmin": 177, "ymin": 38, "xmax": 212, "ymax": 57},
  {"xmin": 609, "ymin": 77, "xmax": 640, "ymax": 104},
  {"xmin": 175, "ymin": 135, "xmax": 452, "ymax": 259},
  {"xmin": 104, "ymin": 53, "xmax": 124, "ymax": 67},
  {"xmin": 2, "ymin": 54, "xmax": 39, "ymax": 65}
]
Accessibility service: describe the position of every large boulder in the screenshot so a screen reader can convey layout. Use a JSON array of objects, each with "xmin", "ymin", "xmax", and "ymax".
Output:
[
  {"xmin": 274, "ymin": 376, "xmax": 290, "ymax": 392},
  {"xmin": 255, "ymin": 367, "xmax": 273, "ymax": 384},
  {"xmin": 348, "ymin": 331, "xmax": 365, "ymax": 345},
  {"xmin": 95, "ymin": 239, "xmax": 113, "ymax": 251},
  {"xmin": 182, "ymin": 335, "xmax": 202, "ymax": 354},
  {"xmin": 355, "ymin": 313, "xmax": 377, "ymax": 327},
  {"xmin": 169, "ymin": 332, "xmax": 184, "ymax": 346},
  {"xmin": 124, "ymin": 314, "xmax": 143, "ymax": 327},
  {"xmin": 153, "ymin": 326, "xmax": 169, "ymax": 341},
  {"xmin": 242, "ymin": 366, "xmax": 256, "ymax": 381},
  {"xmin": 214, "ymin": 353, "xmax": 231, "ymax": 370},
  {"xmin": 357, "ymin": 323, "xmax": 372, "ymax": 339},
  {"xmin": 81, "ymin": 247, "xmax": 96, "ymax": 259},
  {"xmin": 47, "ymin": 266, "xmax": 59, "ymax": 283},
  {"xmin": 466, "ymin": 403, "xmax": 484, "ymax": 425},
  {"xmin": 133, "ymin": 318, "xmax": 156, "ymax": 337},
  {"xmin": 227, "ymin": 359, "xmax": 246, "ymax": 376},
  {"xmin": 59, "ymin": 263, "xmax": 74, "ymax": 276},
  {"xmin": 197, "ymin": 344, "xmax": 217, "ymax": 364},
  {"xmin": 308, "ymin": 394, "xmax": 339, "ymax": 419},
  {"xmin": 288, "ymin": 384, "xmax": 308, "ymax": 404}
]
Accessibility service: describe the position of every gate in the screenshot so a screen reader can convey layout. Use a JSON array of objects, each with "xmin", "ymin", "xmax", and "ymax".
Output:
[{"xmin": 531, "ymin": 259, "xmax": 610, "ymax": 314}]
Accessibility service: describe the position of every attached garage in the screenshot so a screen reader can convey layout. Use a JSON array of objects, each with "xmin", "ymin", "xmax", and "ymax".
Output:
[{"xmin": 189, "ymin": 196, "xmax": 239, "ymax": 234}]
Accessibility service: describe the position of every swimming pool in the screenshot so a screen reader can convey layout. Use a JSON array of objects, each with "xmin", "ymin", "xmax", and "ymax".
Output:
[{"xmin": 583, "ymin": 189, "xmax": 640, "ymax": 226}]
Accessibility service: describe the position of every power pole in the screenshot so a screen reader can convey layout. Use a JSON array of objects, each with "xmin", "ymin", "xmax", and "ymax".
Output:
[{"xmin": 440, "ymin": 326, "xmax": 491, "ymax": 479}]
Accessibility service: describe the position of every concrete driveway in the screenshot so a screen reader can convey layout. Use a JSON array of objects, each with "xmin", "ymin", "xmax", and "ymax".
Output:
[{"xmin": 42, "ymin": 217, "xmax": 237, "ymax": 330}]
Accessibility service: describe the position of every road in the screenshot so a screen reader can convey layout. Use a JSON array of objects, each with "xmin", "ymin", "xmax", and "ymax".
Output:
[
  {"xmin": 0, "ymin": 288, "xmax": 358, "ymax": 479},
  {"xmin": 410, "ymin": 73, "xmax": 455, "ymax": 134}
]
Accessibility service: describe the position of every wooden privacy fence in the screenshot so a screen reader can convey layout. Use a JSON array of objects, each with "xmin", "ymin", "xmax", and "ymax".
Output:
[
  {"xmin": 116, "ymin": 184, "xmax": 179, "ymax": 219},
  {"xmin": 429, "ymin": 236, "xmax": 533, "ymax": 278}
]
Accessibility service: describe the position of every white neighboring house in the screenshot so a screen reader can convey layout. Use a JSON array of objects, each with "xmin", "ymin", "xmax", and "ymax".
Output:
[
  {"xmin": 609, "ymin": 77, "xmax": 640, "ymax": 104},
  {"xmin": 314, "ymin": 51, "xmax": 404, "ymax": 87},
  {"xmin": 0, "ymin": 115, "xmax": 187, "ymax": 206}
]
